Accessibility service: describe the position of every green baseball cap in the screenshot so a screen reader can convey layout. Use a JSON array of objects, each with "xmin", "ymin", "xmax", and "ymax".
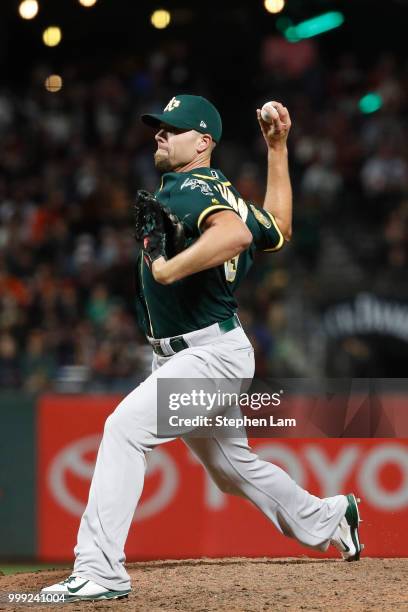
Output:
[{"xmin": 141, "ymin": 94, "xmax": 222, "ymax": 142}]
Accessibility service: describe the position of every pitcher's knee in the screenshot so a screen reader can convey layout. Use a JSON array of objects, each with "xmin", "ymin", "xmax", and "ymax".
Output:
[
  {"xmin": 214, "ymin": 477, "xmax": 242, "ymax": 495},
  {"xmin": 104, "ymin": 411, "xmax": 126, "ymax": 435},
  {"xmin": 103, "ymin": 411, "xmax": 150, "ymax": 455},
  {"xmin": 104, "ymin": 411, "xmax": 136, "ymax": 443},
  {"xmin": 207, "ymin": 462, "xmax": 246, "ymax": 496}
]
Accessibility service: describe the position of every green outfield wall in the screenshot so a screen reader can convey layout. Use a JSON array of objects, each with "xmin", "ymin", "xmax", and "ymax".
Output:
[{"xmin": 0, "ymin": 392, "xmax": 36, "ymax": 557}]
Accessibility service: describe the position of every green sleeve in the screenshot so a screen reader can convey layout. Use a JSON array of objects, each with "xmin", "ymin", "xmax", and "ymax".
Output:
[
  {"xmin": 169, "ymin": 176, "xmax": 235, "ymax": 238},
  {"xmin": 247, "ymin": 203, "xmax": 284, "ymax": 252}
]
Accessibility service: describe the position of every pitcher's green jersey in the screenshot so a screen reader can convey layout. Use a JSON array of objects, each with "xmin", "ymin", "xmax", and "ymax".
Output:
[{"xmin": 135, "ymin": 167, "xmax": 284, "ymax": 338}]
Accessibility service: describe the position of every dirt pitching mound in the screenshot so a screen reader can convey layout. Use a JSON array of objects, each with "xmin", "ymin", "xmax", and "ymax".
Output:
[{"xmin": 1, "ymin": 557, "xmax": 407, "ymax": 611}]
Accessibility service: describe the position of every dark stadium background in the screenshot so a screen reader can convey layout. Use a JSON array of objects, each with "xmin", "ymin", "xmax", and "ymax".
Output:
[{"xmin": 0, "ymin": 0, "xmax": 407, "ymax": 388}]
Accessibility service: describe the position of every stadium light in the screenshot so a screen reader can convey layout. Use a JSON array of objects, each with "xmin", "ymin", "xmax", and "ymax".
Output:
[
  {"xmin": 264, "ymin": 0, "xmax": 285, "ymax": 14},
  {"xmin": 43, "ymin": 26, "xmax": 62, "ymax": 47},
  {"xmin": 283, "ymin": 11, "xmax": 344, "ymax": 42},
  {"xmin": 45, "ymin": 74, "xmax": 63, "ymax": 93},
  {"xmin": 151, "ymin": 9, "xmax": 171, "ymax": 29},
  {"xmin": 359, "ymin": 93, "xmax": 383, "ymax": 114},
  {"xmin": 78, "ymin": 0, "xmax": 98, "ymax": 7},
  {"xmin": 18, "ymin": 0, "xmax": 39, "ymax": 20}
]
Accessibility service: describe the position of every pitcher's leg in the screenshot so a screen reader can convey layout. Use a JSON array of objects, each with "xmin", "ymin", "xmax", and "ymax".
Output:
[
  {"xmin": 72, "ymin": 335, "xmax": 255, "ymax": 590},
  {"xmin": 73, "ymin": 376, "xmax": 173, "ymax": 591},
  {"xmin": 185, "ymin": 434, "xmax": 347, "ymax": 550}
]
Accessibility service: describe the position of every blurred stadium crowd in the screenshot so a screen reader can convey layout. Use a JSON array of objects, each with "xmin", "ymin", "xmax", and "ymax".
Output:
[{"xmin": 0, "ymin": 37, "xmax": 407, "ymax": 390}]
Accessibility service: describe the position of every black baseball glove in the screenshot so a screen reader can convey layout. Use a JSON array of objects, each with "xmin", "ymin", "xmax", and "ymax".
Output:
[{"xmin": 133, "ymin": 190, "xmax": 186, "ymax": 267}]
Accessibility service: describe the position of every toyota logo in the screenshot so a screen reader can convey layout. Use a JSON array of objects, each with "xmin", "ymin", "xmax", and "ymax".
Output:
[{"xmin": 48, "ymin": 435, "xmax": 179, "ymax": 520}]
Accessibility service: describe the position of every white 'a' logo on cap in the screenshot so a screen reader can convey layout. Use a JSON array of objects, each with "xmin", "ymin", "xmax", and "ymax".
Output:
[{"xmin": 164, "ymin": 97, "xmax": 181, "ymax": 112}]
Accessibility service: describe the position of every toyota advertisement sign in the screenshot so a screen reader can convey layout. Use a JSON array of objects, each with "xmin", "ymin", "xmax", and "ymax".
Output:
[{"xmin": 37, "ymin": 395, "xmax": 408, "ymax": 560}]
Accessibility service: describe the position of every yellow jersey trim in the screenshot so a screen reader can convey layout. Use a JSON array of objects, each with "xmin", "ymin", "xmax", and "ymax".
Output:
[
  {"xmin": 197, "ymin": 205, "xmax": 234, "ymax": 230},
  {"xmin": 262, "ymin": 211, "xmax": 285, "ymax": 252},
  {"xmin": 192, "ymin": 173, "xmax": 231, "ymax": 186}
]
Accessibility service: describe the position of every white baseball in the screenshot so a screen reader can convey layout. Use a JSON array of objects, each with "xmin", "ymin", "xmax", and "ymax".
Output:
[{"xmin": 261, "ymin": 102, "xmax": 279, "ymax": 124}]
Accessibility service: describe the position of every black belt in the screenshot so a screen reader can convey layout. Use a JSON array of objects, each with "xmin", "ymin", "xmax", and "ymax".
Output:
[{"xmin": 150, "ymin": 314, "xmax": 241, "ymax": 357}]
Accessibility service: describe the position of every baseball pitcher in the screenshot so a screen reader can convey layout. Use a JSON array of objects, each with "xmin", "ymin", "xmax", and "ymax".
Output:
[{"xmin": 42, "ymin": 95, "xmax": 362, "ymax": 602}]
